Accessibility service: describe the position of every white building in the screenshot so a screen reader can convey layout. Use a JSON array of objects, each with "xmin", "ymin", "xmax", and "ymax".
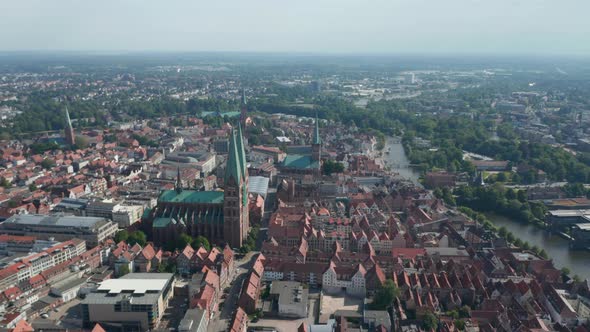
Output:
[{"xmin": 322, "ymin": 262, "xmax": 366, "ymax": 297}]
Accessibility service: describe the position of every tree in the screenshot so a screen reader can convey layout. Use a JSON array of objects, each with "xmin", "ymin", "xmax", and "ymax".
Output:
[
  {"xmin": 118, "ymin": 265, "xmax": 130, "ymax": 277},
  {"xmin": 127, "ymin": 231, "xmax": 146, "ymax": 246},
  {"xmin": 192, "ymin": 236, "xmax": 211, "ymax": 251},
  {"xmin": 561, "ymin": 267, "xmax": 571, "ymax": 276},
  {"xmin": 41, "ymin": 158, "xmax": 56, "ymax": 170},
  {"xmin": 455, "ymin": 319, "xmax": 466, "ymax": 330},
  {"xmin": 517, "ymin": 190, "xmax": 527, "ymax": 203},
  {"xmin": 538, "ymin": 249, "xmax": 548, "ymax": 259},
  {"xmin": 28, "ymin": 183, "xmax": 37, "ymax": 192},
  {"xmin": 370, "ymin": 279, "xmax": 400, "ymax": 310},
  {"xmin": 0, "ymin": 177, "xmax": 11, "ymax": 188},
  {"xmin": 422, "ymin": 311, "xmax": 438, "ymax": 330},
  {"xmin": 322, "ymin": 159, "xmax": 344, "ymax": 175},
  {"xmin": 458, "ymin": 305, "xmax": 471, "ymax": 318},
  {"xmin": 114, "ymin": 230, "xmax": 129, "ymax": 243},
  {"xmin": 74, "ymin": 136, "xmax": 89, "ymax": 149},
  {"xmin": 177, "ymin": 234, "xmax": 193, "ymax": 250}
]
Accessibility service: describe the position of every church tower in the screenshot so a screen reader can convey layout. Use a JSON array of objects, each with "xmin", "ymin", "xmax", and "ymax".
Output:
[
  {"xmin": 64, "ymin": 106, "xmax": 75, "ymax": 146},
  {"xmin": 223, "ymin": 127, "xmax": 249, "ymax": 248},
  {"xmin": 311, "ymin": 113, "xmax": 321, "ymax": 162},
  {"xmin": 240, "ymin": 89, "xmax": 248, "ymax": 127}
]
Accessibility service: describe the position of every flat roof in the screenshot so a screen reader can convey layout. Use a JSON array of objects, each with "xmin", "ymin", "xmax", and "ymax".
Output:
[
  {"xmin": 97, "ymin": 273, "xmax": 173, "ymax": 294},
  {"xmin": 248, "ymin": 176, "xmax": 270, "ymax": 198},
  {"xmin": 83, "ymin": 273, "xmax": 173, "ymax": 306},
  {"xmin": 270, "ymin": 281, "xmax": 308, "ymax": 308},
  {"xmin": 2, "ymin": 214, "xmax": 107, "ymax": 229}
]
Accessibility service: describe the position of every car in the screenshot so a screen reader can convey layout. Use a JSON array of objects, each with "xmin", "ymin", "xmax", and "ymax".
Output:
[
  {"xmin": 251, "ymin": 317, "xmax": 259, "ymax": 323},
  {"xmin": 41, "ymin": 313, "xmax": 49, "ymax": 319},
  {"xmin": 53, "ymin": 308, "xmax": 59, "ymax": 312}
]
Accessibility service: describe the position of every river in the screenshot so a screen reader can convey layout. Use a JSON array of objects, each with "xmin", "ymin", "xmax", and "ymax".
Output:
[
  {"xmin": 382, "ymin": 135, "xmax": 590, "ymax": 278},
  {"xmin": 382, "ymin": 136, "xmax": 421, "ymax": 185},
  {"xmin": 486, "ymin": 214, "xmax": 590, "ymax": 278}
]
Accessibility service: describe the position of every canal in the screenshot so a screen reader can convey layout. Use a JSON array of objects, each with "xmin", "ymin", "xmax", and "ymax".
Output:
[
  {"xmin": 487, "ymin": 214, "xmax": 590, "ymax": 278},
  {"xmin": 382, "ymin": 136, "xmax": 421, "ymax": 185},
  {"xmin": 383, "ymin": 135, "xmax": 590, "ymax": 278}
]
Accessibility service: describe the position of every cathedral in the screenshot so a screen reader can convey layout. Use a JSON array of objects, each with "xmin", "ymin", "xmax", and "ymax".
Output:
[{"xmin": 144, "ymin": 125, "xmax": 249, "ymax": 249}]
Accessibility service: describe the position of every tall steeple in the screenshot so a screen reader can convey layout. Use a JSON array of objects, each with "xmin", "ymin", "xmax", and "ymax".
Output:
[
  {"xmin": 311, "ymin": 112, "xmax": 321, "ymax": 163},
  {"xmin": 237, "ymin": 124, "xmax": 247, "ymax": 179},
  {"xmin": 64, "ymin": 106, "xmax": 76, "ymax": 146},
  {"xmin": 240, "ymin": 89, "xmax": 248, "ymax": 126},
  {"xmin": 225, "ymin": 130, "xmax": 241, "ymax": 185},
  {"xmin": 223, "ymin": 128, "xmax": 249, "ymax": 248},
  {"xmin": 313, "ymin": 112, "xmax": 321, "ymax": 145}
]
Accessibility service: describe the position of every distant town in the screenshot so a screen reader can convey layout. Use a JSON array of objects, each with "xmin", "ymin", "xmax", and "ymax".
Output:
[{"xmin": 0, "ymin": 54, "xmax": 589, "ymax": 332}]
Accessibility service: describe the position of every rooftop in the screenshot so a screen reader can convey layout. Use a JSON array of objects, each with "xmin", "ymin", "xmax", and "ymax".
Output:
[
  {"xmin": 159, "ymin": 190, "xmax": 224, "ymax": 204},
  {"xmin": 2, "ymin": 214, "xmax": 107, "ymax": 229},
  {"xmin": 97, "ymin": 273, "xmax": 173, "ymax": 294},
  {"xmin": 282, "ymin": 154, "xmax": 320, "ymax": 170}
]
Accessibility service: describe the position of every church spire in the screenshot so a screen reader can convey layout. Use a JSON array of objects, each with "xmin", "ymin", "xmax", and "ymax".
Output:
[
  {"xmin": 225, "ymin": 129, "xmax": 241, "ymax": 185},
  {"xmin": 237, "ymin": 124, "xmax": 247, "ymax": 179},
  {"xmin": 313, "ymin": 112, "xmax": 321, "ymax": 145},
  {"xmin": 64, "ymin": 106, "xmax": 76, "ymax": 146},
  {"xmin": 241, "ymin": 88, "xmax": 247, "ymax": 105},
  {"xmin": 65, "ymin": 106, "xmax": 73, "ymax": 129}
]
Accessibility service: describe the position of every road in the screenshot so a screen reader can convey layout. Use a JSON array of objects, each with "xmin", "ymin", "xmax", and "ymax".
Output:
[{"xmin": 208, "ymin": 252, "xmax": 259, "ymax": 332}]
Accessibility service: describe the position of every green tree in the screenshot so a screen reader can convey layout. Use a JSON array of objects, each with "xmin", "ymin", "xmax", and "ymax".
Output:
[
  {"xmin": 458, "ymin": 305, "xmax": 471, "ymax": 318},
  {"xmin": 114, "ymin": 230, "xmax": 129, "ymax": 243},
  {"xmin": 561, "ymin": 267, "xmax": 571, "ymax": 276},
  {"xmin": 118, "ymin": 265, "xmax": 130, "ymax": 277},
  {"xmin": 127, "ymin": 231, "xmax": 147, "ymax": 246},
  {"xmin": 422, "ymin": 311, "xmax": 438, "ymax": 330},
  {"xmin": 192, "ymin": 236, "xmax": 211, "ymax": 251},
  {"xmin": 322, "ymin": 159, "xmax": 344, "ymax": 175},
  {"xmin": 177, "ymin": 234, "xmax": 193, "ymax": 250},
  {"xmin": 0, "ymin": 177, "xmax": 11, "ymax": 188},
  {"xmin": 28, "ymin": 183, "xmax": 37, "ymax": 192},
  {"xmin": 74, "ymin": 136, "xmax": 89, "ymax": 149},
  {"xmin": 370, "ymin": 279, "xmax": 400, "ymax": 310},
  {"xmin": 455, "ymin": 320, "xmax": 466, "ymax": 330},
  {"xmin": 41, "ymin": 158, "xmax": 56, "ymax": 170}
]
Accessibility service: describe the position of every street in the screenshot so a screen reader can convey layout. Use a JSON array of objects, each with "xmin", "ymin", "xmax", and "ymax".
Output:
[{"xmin": 207, "ymin": 252, "xmax": 259, "ymax": 332}]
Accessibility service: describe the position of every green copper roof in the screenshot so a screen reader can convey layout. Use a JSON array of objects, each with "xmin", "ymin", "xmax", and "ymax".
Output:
[
  {"xmin": 153, "ymin": 217, "xmax": 174, "ymax": 228},
  {"xmin": 313, "ymin": 114, "xmax": 321, "ymax": 145},
  {"xmin": 237, "ymin": 124, "xmax": 247, "ymax": 179},
  {"xmin": 159, "ymin": 190, "xmax": 224, "ymax": 204},
  {"xmin": 282, "ymin": 154, "xmax": 320, "ymax": 169},
  {"xmin": 225, "ymin": 130, "xmax": 241, "ymax": 184},
  {"xmin": 65, "ymin": 106, "xmax": 73, "ymax": 129}
]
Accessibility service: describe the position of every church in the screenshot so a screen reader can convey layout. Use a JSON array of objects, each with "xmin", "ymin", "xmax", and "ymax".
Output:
[
  {"xmin": 143, "ymin": 125, "xmax": 249, "ymax": 249},
  {"xmin": 278, "ymin": 114, "xmax": 322, "ymax": 176}
]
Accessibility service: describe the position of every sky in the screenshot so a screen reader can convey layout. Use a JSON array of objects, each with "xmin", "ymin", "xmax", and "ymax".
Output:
[{"xmin": 1, "ymin": 0, "xmax": 589, "ymax": 55}]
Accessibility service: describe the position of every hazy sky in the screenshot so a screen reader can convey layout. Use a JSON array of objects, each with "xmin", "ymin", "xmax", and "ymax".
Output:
[{"xmin": 1, "ymin": 0, "xmax": 588, "ymax": 55}]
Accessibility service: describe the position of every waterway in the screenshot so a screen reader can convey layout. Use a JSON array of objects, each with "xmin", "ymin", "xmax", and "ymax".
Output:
[
  {"xmin": 382, "ymin": 136, "xmax": 421, "ymax": 185},
  {"xmin": 486, "ymin": 214, "xmax": 590, "ymax": 278},
  {"xmin": 381, "ymin": 135, "xmax": 590, "ymax": 278}
]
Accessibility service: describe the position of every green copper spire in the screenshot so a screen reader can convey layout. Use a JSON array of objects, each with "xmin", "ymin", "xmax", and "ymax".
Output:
[
  {"xmin": 237, "ymin": 124, "xmax": 247, "ymax": 179},
  {"xmin": 313, "ymin": 113, "xmax": 321, "ymax": 145},
  {"xmin": 225, "ymin": 129, "xmax": 241, "ymax": 185},
  {"xmin": 65, "ymin": 106, "xmax": 73, "ymax": 129}
]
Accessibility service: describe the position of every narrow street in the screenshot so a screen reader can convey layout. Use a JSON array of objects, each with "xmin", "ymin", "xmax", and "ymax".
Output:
[{"xmin": 207, "ymin": 252, "xmax": 259, "ymax": 332}]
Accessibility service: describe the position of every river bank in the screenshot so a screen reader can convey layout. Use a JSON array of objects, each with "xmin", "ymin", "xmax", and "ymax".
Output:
[
  {"xmin": 486, "ymin": 213, "xmax": 590, "ymax": 278},
  {"xmin": 380, "ymin": 136, "xmax": 421, "ymax": 185}
]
